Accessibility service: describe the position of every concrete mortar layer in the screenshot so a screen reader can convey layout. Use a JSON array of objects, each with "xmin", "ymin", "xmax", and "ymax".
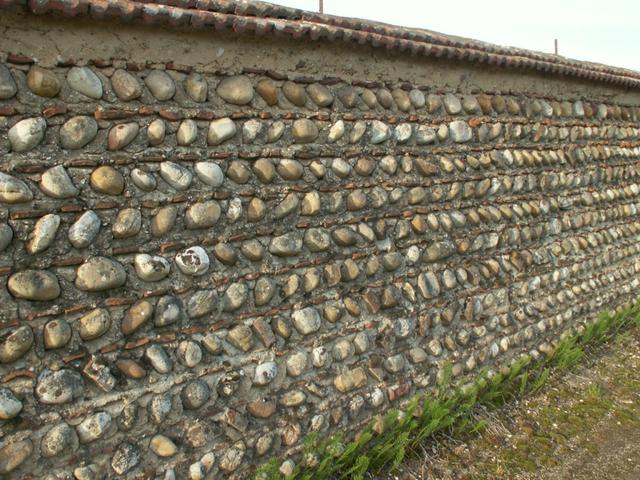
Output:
[
  {"xmin": 2, "ymin": 6, "xmax": 640, "ymax": 480},
  {"xmin": 1, "ymin": 10, "xmax": 640, "ymax": 105}
]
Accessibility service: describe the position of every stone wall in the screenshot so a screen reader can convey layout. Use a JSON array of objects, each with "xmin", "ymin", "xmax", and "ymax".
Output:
[{"xmin": 2, "ymin": 3, "xmax": 640, "ymax": 479}]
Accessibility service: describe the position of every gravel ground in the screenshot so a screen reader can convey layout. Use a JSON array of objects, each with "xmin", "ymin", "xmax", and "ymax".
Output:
[{"xmin": 372, "ymin": 328, "xmax": 640, "ymax": 480}]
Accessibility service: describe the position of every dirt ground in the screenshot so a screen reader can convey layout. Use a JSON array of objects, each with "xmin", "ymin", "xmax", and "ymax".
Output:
[{"xmin": 374, "ymin": 328, "xmax": 640, "ymax": 480}]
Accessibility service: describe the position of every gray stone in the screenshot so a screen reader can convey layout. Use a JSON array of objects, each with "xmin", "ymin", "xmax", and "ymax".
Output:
[
  {"xmin": 177, "ymin": 340, "xmax": 203, "ymax": 367},
  {"xmin": 418, "ymin": 271, "xmax": 440, "ymax": 298},
  {"xmin": 187, "ymin": 289, "xmax": 217, "ymax": 318},
  {"xmin": 449, "ymin": 120, "xmax": 472, "ymax": 143},
  {"xmin": 130, "ymin": 168, "xmax": 156, "ymax": 191},
  {"xmin": 35, "ymin": 368, "xmax": 84, "ymax": 404},
  {"xmin": 223, "ymin": 282, "xmax": 248, "ymax": 311},
  {"xmin": 415, "ymin": 125, "xmax": 437, "ymax": 144},
  {"xmin": 269, "ymin": 232, "xmax": 303, "ymax": 257},
  {"xmin": 287, "ymin": 350, "xmax": 307, "ymax": 377},
  {"xmin": 41, "ymin": 423, "xmax": 78, "ymax": 457},
  {"xmin": 154, "ymin": 295, "xmax": 184, "ymax": 327},
  {"xmin": 145, "ymin": 70, "xmax": 175, "ymax": 100},
  {"xmin": 370, "ymin": 120, "xmax": 390, "ymax": 144},
  {"xmin": 194, "ymin": 161, "xmax": 224, "ymax": 187},
  {"xmin": 8, "ymin": 117, "xmax": 46, "ymax": 152},
  {"xmin": 7, "ymin": 270, "xmax": 60, "ymax": 301},
  {"xmin": 111, "ymin": 69, "xmax": 142, "ymax": 101},
  {"xmin": 40, "ymin": 165, "xmax": 79, "ymax": 198},
  {"xmin": 217, "ymin": 75, "xmax": 254, "ymax": 105},
  {"xmin": 185, "ymin": 72, "xmax": 208, "ymax": 102},
  {"xmin": 0, "ymin": 388, "xmax": 22, "ymax": 420},
  {"xmin": 0, "ymin": 325, "xmax": 31, "ymax": 363},
  {"xmin": 68, "ymin": 210, "xmax": 101, "ymax": 248},
  {"xmin": 181, "ymin": 380, "xmax": 210, "ymax": 409},
  {"xmin": 0, "ymin": 224, "xmax": 12, "ymax": 252},
  {"xmin": 177, "ymin": 119, "xmax": 199, "ymax": 146},
  {"xmin": 394, "ymin": 123, "xmax": 412, "ymax": 143},
  {"xmin": 207, "ymin": 118, "xmax": 236, "ymax": 145},
  {"xmin": 149, "ymin": 393, "xmax": 172, "ymax": 424},
  {"xmin": 146, "ymin": 344, "xmax": 173, "ymax": 374},
  {"xmin": 242, "ymin": 119, "xmax": 263, "ymax": 143},
  {"xmin": 112, "ymin": 208, "xmax": 141, "ymax": 238},
  {"xmin": 111, "ymin": 443, "xmax": 140, "ymax": 475},
  {"xmin": 27, "ymin": 214, "xmax": 60, "ymax": 254},
  {"xmin": 108, "ymin": 122, "xmax": 139, "ymax": 150},
  {"xmin": 409, "ymin": 89, "xmax": 425, "ymax": 108},
  {"xmin": 75, "ymin": 256, "xmax": 127, "ymax": 291},
  {"xmin": 443, "ymin": 93, "xmax": 462, "ymax": 114},
  {"xmin": 134, "ymin": 253, "xmax": 171, "ymax": 282},
  {"xmin": 160, "ymin": 161, "xmax": 193, "ymax": 190},
  {"xmin": 76, "ymin": 411, "xmax": 112, "ymax": 443},
  {"xmin": 67, "ymin": 66, "xmax": 103, "ymax": 99},
  {"xmin": 175, "ymin": 246, "xmax": 210, "ymax": 276},
  {"xmin": 0, "ymin": 65, "xmax": 17, "ymax": 99},
  {"xmin": 60, "ymin": 115, "xmax": 98, "ymax": 149},
  {"xmin": 254, "ymin": 361, "xmax": 278, "ymax": 385},
  {"xmin": 304, "ymin": 228, "xmax": 331, "ymax": 252},
  {"xmin": 254, "ymin": 277, "xmax": 276, "ymax": 306},
  {"xmin": 292, "ymin": 307, "xmax": 321, "ymax": 335}
]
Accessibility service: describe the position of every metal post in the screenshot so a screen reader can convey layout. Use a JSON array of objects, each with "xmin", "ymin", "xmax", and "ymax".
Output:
[
  {"xmin": 554, "ymin": 39, "xmax": 558, "ymax": 55},
  {"xmin": 319, "ymin": 0, "xmax": 324, "ymax": 14}
]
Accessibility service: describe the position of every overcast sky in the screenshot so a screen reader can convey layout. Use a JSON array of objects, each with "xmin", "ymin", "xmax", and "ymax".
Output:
[{"xmin": 271, "ymin": 0, "xmax": 640, "ymax": 72}]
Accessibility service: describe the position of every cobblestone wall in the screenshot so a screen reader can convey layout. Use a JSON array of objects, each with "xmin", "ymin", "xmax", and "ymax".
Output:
[{"xmin": 2, "ymin": 7, "xmax": 640, "ymax": 480}]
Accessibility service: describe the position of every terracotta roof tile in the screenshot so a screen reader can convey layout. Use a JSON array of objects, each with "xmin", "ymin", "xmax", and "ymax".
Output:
[{"xmin": 2, "ymin": 0, "xmax": 640, "ymax": 88}]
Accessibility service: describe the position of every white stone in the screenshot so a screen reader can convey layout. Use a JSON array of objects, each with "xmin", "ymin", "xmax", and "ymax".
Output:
[
  {"xmin": 40, "ymin": 165, "xmax": 79, "ymax": 198},
  {"xmin": 291, "ymin": 307, "xmax": 322, "ymax": 335},
  {"xmin": 27, "ymin": 214, "xmax": 60, "ymax": 254},
  {"xmin": 369, "ymin": 120, "xmax": 390, "ymax": 144},
  {"xmin": 207, "ymin": 118, "xmax": 236, "ymax": 145},
  {"xmin": 160, "ymin": 161, "xmax": 193, "ymax": 190},
  {"xmin": 328, "ymin": 119, "xmax": 345, "ymax": 142},
  {"xmin": 0, "ymin": 172, "xmax": 33, "ymax": 204},
  {"xmin": 147, "ymin": 119, "xmax": 166, "ymax": 146},
  {"xmin": 134, "ymin": 253, "xmax": 171, "ymax": 281},
  {"xmin": 194, "ymin": 162, "xmax": 224, "ymax": 187},
  {"xmin": 242, "ymin": 119, "xmax": 262, "ymax": 143},
  {"xmin": 8, "ymin": 117, "xmax": 46, "ymax": 152},
  {"xmin": 68, "ymin": 210, "xmax": 101, "ymax": 248},
  {"xmin": 449, "ymin": 120, "xmax": 472, "ymax": 143},
  {"xmin": 394, "ymin": 123, "xmax": 412, "ymax": 143},
  {"xmin": 175, "ymin": 246, "xmax": 209, "ymax": 276},
  {"xmin": 177, "ymin": 119, "xmax": 198, "ymax": 146},
  {"xmin": 253, "ymin": 361, "xmax": 278, "ymax": 385},
  {"xmin": 76, "ymin": 412, "xmax": 112, "ymax": 443},
  {"xmin": 0, "ymin": 388, "xmax": 22, "ymax": 420}
]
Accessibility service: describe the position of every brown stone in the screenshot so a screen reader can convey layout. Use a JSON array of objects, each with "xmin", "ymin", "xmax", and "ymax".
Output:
[
  {"xmin": 121, "ymin": 300, "xmax": 153, "ymax": 335},
  {"xmin": 151, "ymin": 206, "xmax": 177, "ymax": 237},
  {"xmin": 256, "ymin": 78, "xmax": 278, "ymax": 105},
  {"xmin": 247, "ymin": 197, "xmax": 266, "ymax": 222},
  {"xmin": 291, "ymin": 119, "xmax": 318, "ymax": 143},
  {"xmin": 91, "ymin": 166, "xmax": 124, "ymax": 195},
  {"xmin": 26, "ymin": 66, "xmax": 60, "ymax": 97},
  {"xmin": 282, "ymin": 81, "xmax": 306, "ymax": 106},
  {"xmin": 253, "ymin": 158, "xmax": 275, "ymax": 183},
  {"xmin": 247, "ymin": 398, "xmax": 276, "ymax": 418},
  {"xmin": 334, "ymin": 367, "xmax": 367, "ymax": 393},
  {"xmin": 116, "ymin": 359, "xmax": 146, "ymax": 379}
]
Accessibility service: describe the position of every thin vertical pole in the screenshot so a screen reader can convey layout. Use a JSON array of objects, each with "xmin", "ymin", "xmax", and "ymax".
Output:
[
  {"xmin": 554, "ymin": 39, "xmax": 558, "ymax": 55},
  {"xmin": 319, "ymin": 0, "xmax": 324, "ymax": 14}
]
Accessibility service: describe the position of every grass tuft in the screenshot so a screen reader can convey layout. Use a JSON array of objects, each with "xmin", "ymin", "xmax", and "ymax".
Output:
[{"xmin": 255, "ymin": 301, "xmax": 640, "ymax": 479}]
